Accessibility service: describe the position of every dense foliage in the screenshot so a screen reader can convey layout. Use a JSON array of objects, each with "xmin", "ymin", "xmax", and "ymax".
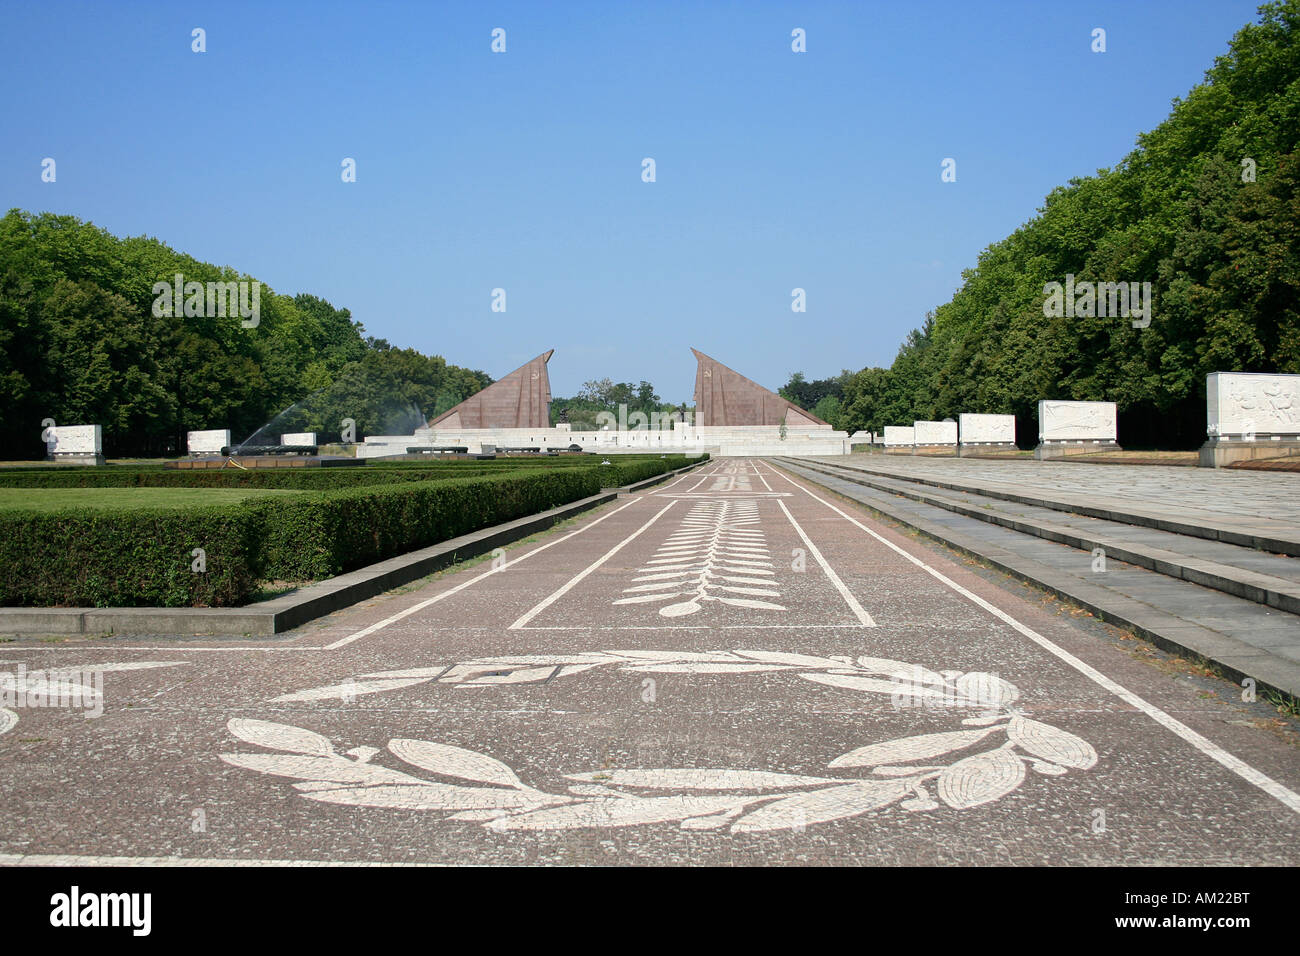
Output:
[
  {"xmin": 0, "ymin": 210, "xmax": 492, "ymax": 458},
  {"xmin": 778, "ymin": 371, "xmax": 854, "ymax": 430},
  {"xmin": 551, "ymin": 378, "xmax": 686, "ymax": 429},
  {"xmin": 0, "ymin": 455, "xmax": 704, "ymax": 607},
  {"xmin": 792, "ymin": 3, "xmax": 1300, "ymax": 447},
  {"xmin": 0, "ymin": 455, "xmax": 695, "ymax": 490},
  {"xmin": 0, "ymin": 504, "xmax": 262, "ymax": 608}
]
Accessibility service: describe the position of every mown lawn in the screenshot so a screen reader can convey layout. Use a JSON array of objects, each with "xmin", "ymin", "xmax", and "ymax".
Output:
[{"xmin": 0, "ymin": 487, "xmax": 306, "ymax": 512}]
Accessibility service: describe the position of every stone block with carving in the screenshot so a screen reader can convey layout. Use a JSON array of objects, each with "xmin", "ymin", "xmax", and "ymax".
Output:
[
  {"xmin": 187, "ymin": 429, "xmax": 231, "ymax": 455},
  {"xmin": 1037, "ymin": 401, "xmax": 1117, "ymax": 443},
  {"xmin": 914, "ymin": 420, "xmax": 957, "ymax": 445},
  {"xmin": 959, "ymin": 413, "xmax": 1016, "ymax": 445}
]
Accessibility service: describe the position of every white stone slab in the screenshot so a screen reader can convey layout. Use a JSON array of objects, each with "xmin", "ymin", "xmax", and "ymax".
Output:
[
  {"xmin": 959, "ymin": 413, "xmax": 1016, "ymax": 444},
  {"xmin": 187, "ymin": 429, "xmax": 230, "ymax": 454},
  {"xmin": 1037, "ymin": 401, "xmax": 1117, "ymax": 442},
  {"xmin": 1206, "ymin": 372, "xmax": 1300, "ymax": 437},
  {"xmin": 280, "ymin": 432, "xmax": 317, "ymax": 446},
  {"xmin": 913, "ymin": 420, "xmax": 957, "ymax": 445},
  {"xmin": 358, "ymin": 423, "xmax": 852, "ymax": 458},
  {"xmin": 46, "ymin": 425, "xmax": 101, "ymax": 455},
  {"xmin": 883, "ymin": 426, "xmax": 915, "ymax": 447}
]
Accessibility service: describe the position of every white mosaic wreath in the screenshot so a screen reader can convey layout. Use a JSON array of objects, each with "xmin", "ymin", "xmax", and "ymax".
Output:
[{"xmin": 223, "ymin": 650, "xmax": 1098, "ymax": 833}]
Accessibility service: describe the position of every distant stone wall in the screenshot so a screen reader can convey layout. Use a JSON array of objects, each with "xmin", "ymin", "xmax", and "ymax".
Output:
[{"xmin": 360, "ymin": 424, "xmax": 848, "ymax": 459}]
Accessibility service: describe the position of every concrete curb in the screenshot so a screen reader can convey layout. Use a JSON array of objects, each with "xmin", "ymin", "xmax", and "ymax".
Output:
[
  {"xmin": 0, "ymin": 458, "xmax": 709, "ymax": 638},
  {"xmin": 773, "ymin": 459, "xmax": 1300, "ymax": 705}
]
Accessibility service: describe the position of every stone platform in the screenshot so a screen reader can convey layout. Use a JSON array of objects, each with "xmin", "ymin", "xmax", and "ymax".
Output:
[
  {"xmin": 358, "ymin": 424, "xmax": 852, "ymax": 459},
  {"xmin": 784, "ymin": 455, "xmax": 1300, "ymax": 701}
]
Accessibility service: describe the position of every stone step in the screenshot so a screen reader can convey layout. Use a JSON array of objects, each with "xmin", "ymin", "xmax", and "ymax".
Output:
[
  {"xmin": 773, "ymin": 458, "xmax": 1300, "ymax": 703},
  {"xmin": 805, "ymin": 456, "xmax": 1300, "ymax": 556},
  {"xmin": 784, "ymin": 459, "xmax": 1300, "ymax": 615}
]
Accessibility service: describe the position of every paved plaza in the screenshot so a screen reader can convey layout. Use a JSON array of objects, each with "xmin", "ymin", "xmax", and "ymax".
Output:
[
  {"xmin": 1, "ymin": 459, "xmax": 1298, "ymax": 865},
  {"xmin": 818, "ymin": 455, "xmax": 1300, "ymax": 541}
]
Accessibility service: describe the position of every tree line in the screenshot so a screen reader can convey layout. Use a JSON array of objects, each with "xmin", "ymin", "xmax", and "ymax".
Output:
[
  {"xmin": 0, "ymin": 210, "xmax": 491, "ymax": 458},
  {"xmin": 551, "ymin": 378, "xmax": 685, "ymax": 429},
  {"xmin": 784, "ymin": 2, "xmax": 1300, "ymax": 448}
]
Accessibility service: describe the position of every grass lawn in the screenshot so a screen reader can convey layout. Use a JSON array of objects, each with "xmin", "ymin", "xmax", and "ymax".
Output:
[{"xmin": 0, "ymin": 487, "xmax": 305, "ymax": 512}]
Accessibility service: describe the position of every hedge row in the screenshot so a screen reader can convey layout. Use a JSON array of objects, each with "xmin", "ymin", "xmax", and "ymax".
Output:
[
  {"xmin": 0, "ymin": 454, "xmax": 696, "ymax": 490},
  {"xmin": 0, "ymin": 466, "xmax": 502, "ymax": 490},
  {"xmin": 0, "ymin": 506, "xmax": 260, "ymax": 608},
  {"xmin": 248, "ymin": 467, "xmax": 598, "ymax": 579},
  {"xmin": 251, "ymin": 455, "xmax": 704, "ymax": 578},
  {"xmin": 0, "ymin": 455, "xmax": 704, "ymax": 607}
]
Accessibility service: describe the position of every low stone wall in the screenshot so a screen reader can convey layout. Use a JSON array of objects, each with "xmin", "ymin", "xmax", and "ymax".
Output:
[{"xmin": 359, "ymin": 425, "xmax": 850, "ymax": 458}]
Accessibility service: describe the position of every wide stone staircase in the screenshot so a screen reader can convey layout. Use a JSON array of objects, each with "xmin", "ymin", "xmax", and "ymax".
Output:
[{"xmin": 772, "ymin": 455, "xmax": 1300, "ymax": 702}]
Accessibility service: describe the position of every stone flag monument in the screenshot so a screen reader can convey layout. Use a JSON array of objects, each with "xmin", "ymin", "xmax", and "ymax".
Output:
[
  {"xmin": 428, "ymin": 350, "xmax": 553, "ymax": 430},
  {"xmin": 359, "ymin": 347, "xmax": 850, "ymax": 458},
  {"xmin": 691, "ymin": 348, "xmax": 828, "ymax": 427}
]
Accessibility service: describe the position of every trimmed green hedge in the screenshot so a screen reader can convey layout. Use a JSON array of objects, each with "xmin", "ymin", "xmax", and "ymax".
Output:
[
  {"xmin": 0, "ymin": 455, "xmax": 705, "ymax": 607},
  {"xmin": 0, "ymin": 506, "xmax": 260, "ymax": 608},
  {"xmin": 251, "ymin": 467, "xmax": 603, "ymax": 580},
  {"xmin": 0, "ymin": 463, "xmax": 533, "ymax": 490},
  {"xmin": 0, "ymin": 454, "xmax": 700, "ymax": 490}
]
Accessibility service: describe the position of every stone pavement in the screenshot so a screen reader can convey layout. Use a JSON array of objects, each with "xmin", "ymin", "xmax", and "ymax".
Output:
[
  {"xmin": 1, "ymin": 459, "xmax": 1298, "ymax": 865},
  {"xmin": 825, "ymin": 455, "xmax": 1300, "ymax": 552},
  {"xmin": 785, "ymin": 456, "xmax": 1300, "ymax": 699}
]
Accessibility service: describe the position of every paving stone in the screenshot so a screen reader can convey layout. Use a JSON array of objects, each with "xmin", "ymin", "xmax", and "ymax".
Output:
[
  {"xmin": 786, "ymin": 456, "xmax": 1300, "ymax": 693},
  {"xmin": 0, "ymin": 459, "xmax": 1296, "ymax": 865}
]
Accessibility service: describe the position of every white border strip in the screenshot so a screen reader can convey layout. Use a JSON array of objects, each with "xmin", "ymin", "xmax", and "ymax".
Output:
[
  {"xmin": 509, "ymin": 500, "xmax": 679, "ymax": 630},
  {"xmin": 326, "ymin": 495, "xmax": 650, "ymax": 648},
  {"xmin": 777, "ymin": 498, "xmax": 875, "ymax": 626}
]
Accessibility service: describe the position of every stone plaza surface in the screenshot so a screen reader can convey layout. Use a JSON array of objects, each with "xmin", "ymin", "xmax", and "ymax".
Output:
[
  {"xmin": 806, "ymin": 455, "xmax": 1300, "ymax": 538},
  {"xmin": 789, "ymin": 455, "xmax": 1300, "ymax": 698},
  {"xmin": 1, "ymin": 460, "xmax": 1297, "ymax": 865}
]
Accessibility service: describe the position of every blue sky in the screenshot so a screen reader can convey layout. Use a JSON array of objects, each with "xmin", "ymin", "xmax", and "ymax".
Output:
[{"xmin": 0, "ymin": 0, "xmax": 1265, "ymax": 403}]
